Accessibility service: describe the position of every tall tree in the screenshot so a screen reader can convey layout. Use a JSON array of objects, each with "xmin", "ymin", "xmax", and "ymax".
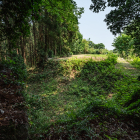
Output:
[
  {"xmin": 112, "ymin": 34, "xmax": 133, "ymax": 57},
  {"xmin": 0, "ymin": 0, "xmax": 84, "ymax": 67},
  {"xmin": 125, "ymin": 20, "xmax": 140, "ymax": 56},
  {"xmin": 90, "ymin": 0, "xmax": 140, "ymax": 35},
  {"xmin": 0, "ymin": 0, "xmax": 42, "ymax": 42}
]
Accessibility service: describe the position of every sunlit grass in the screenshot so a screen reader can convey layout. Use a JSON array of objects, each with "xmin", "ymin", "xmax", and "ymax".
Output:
[
  {"xmin": 25, "ymin": 54, "xmax": 140, "ymax": 139},
  {"xmin": 116, "ymin": 57, "xmax": 140, "ymax": 77},
  {"xmin": 84, "ymin": 54, "xmax": 107, "ymax": 58}
]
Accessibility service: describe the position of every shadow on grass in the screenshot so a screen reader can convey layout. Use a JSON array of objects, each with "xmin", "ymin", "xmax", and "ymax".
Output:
[
  {"xmin": 25, "ymin": 58, "xmax": 140, "ymax": 140},
  {"xmin": 115, "ymin": 62, "xmax": 140, "ymax": 78}
]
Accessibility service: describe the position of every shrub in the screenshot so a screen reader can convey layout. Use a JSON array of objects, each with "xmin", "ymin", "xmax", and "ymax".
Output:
[
  {"xmin": 124, "ymin": 88, "xmax": 140, "ymax": 108},
  {"xmin": 69, "ymin": 52, "xmax": 73, "ymax": 55},
  {"xmin": 0, "ymin": 51, "xmax": 27, "ymax": 82},
  {"xmin": 131, "ymin": 57, "xmax": 140, "ymax": 69},
  {"xmin": 106, "ymin": 53, "xmax": 118, "ymax": 65}
]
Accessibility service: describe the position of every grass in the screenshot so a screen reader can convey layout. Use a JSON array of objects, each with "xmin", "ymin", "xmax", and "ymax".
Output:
[
  {"xmin": 25, "ymin": 54, "xmax": 140, "ymax": 140},
  {"xmin": 49, "ymin": 54, "xmax": 107, "ymax": 61},
  {"xmin": 129, "ymin": 56, "xmax": 140, "ymax": 70},
  {"xmin": 116, "ymin": 57, "xmax": 140, "ymax": 78},
  {"xmin": 84, "ymin": 54, "xmax": 107, "ymax": 58}
]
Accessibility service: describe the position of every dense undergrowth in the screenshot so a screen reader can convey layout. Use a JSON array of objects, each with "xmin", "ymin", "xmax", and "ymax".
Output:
[
  {"xmin": 130, "ymin": 56, "xmax": 140, "ymax": 69},
  {"xmin": 25, "ymin": 54, "xmax": 140, "ymax": 140},
  {"xmin": 0, "ymin": 51, "xmax": 28, "ymax": 140}
]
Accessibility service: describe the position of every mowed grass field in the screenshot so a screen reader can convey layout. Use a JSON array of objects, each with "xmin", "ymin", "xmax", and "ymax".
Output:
[{"xmin": 25, "ymin": 54, "xmax": 140, "ymax": 140}]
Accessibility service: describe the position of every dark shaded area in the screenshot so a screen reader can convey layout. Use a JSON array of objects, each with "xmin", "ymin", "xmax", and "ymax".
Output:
[{"xmin": 0, "ymin": 59, "xmax": 28, "ymax": 139}]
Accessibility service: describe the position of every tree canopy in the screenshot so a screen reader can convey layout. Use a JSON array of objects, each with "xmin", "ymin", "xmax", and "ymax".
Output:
[
  {"xmin": 0, "ymin": 0, "xmax": 84, "ymax": 42},
  {"xmin": 112, "ymin": 34, "xmax": 133, "ymax": 57},
  {"xmin": 90, "ymin": 0, "xmax": 140, "ymax": 35},
  {"xmin": 125, "ymin": 20, "xmax": 140, "ymax": 54},
  {"xmin": 0, "ymin": 0, "xmax": 42, "ymax": 41}
]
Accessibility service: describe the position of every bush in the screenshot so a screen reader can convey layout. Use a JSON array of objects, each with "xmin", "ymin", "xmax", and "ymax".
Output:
[
  {"xmin": 0, "ymin": 51, "xmax": 27, "ymax": 81},
  {"xmin": 106, "ymin": 53, "xmax": 118, "ymax": 65},
  {"xmin": 96, "ymin": 50, "xmax": 101, "ymax": 54},
  {"xmin": 69, "ymin": 52, "xmax": 73, "ymax": 55},
  {"xmin": 131, "ymin": 57, "xmax": 140, "ymax": 69},
  {"xmin": 123, "ymin": 88, "xmax": 140, "ymax": 126},
  {"xmin": 124, "ymin": 88, "xmax": 140, "ymax": 108},
  {"xmin": 62, "ymin": 46, "xmax": 71, "ymax": 56}
]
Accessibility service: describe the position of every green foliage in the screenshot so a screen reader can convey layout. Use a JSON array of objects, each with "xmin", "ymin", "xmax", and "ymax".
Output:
[
  {"xmin": 106, "ymin": 53, "xmax": 118, "ymax": 65},
  {"xmin": 95, "ymin": 50, "xmax": 101, "ymax": 54},
  {"xmin": 118, "ymin": 88, "xmax": 140, "ymax": 125},
  {"xmin": 1, "ymin": 0, "xmax": 42, "ymax": 42},
  {"xmin": 71, "ymin": 35, "xmax": 106, "ymax": 55},
  {"xmin": 87, "ymin": 48, "xmax": 109, "ymax": 55},
  {"xmin": 25, "ymin": 54, "xmax": 140, "ymax": 139},
  {"xmin": 112, "ymin": 34, "xmax": 133, "ymax": 58},
  {"xmin": 124, "ymin": 88, "xmax": 140, "ymax": 108},
  {"xmin": 69, "ymin": 52, "xmax": 73, "ymax": 55},
  {"xmin": 0, "ymin": 51, "xmax": 27, "ymax": 82},
  {"xmin": 90, "ymin": 0, "xmax": 140, "ymax": 35},
  {"xmin": 62, "ymin": 46, "xmax": 71, "ymax": 56},
  {"xmin": 94, "ymin": 43, "xmax": 105, "ymax": 49},
  {"xmin": 90, "ymin": 0, "xmax": 140, "ymax": 58},
  {"xmin": 125, "ymin": 20, "xmax": 140, "ymax": 55},
  {"xmin": 87, "ymin": 48, "xmax": 94, "ymax": 54},
  {"xmin": 48, "ymin": 50, "xmax": 53, "ymax": 58},
  {"xmin": 137, "ymin": 76, "xmax": 140, "ymax": 81},
  {"xmin": 78, "ymin": 55, "xmax": 119, "ymax": 91},
  {"xmin": 131, "ymin": 57, "xmax": 140, "ymax": 69}
]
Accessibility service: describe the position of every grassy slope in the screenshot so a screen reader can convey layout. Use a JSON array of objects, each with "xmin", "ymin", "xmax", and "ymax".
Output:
[
  {"xmin": 25, "ymin": 54, "xmax": 140, "ymax": 140},
  {"xmin": 128, "ymin": 57, "xmax": 140, "ymax": 70},
  {"xmin": 116, "ymin": 57, "xmax": 140, "ymax": 77}
]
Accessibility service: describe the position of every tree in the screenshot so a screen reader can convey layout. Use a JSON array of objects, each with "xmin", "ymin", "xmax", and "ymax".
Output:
[
  {"xmin": 88, "ymin": 40, "xmax": 95, "ymax": 48},
  {"xmin": 97, "ymin": 43, "xmax": 105, "ymax": 49},
  {"xmin": 0, "ymin": 0, "xmax": 42, "ymax": 42},
  {"xmin": 113, "ymin": 48, "xmax": 118, "ymax": 53},
  {"xmin": 94, "ymin": 43, "xmax": 105, "ymax": 49},
  {"xmin": 112, "ymin": 34, "xmax": 133, "ymax": 58},
  {"xmin": 124, "ymin": 20, "xmax": 140, "ymax": 56},
  {"xmin": 82, "ymin": 39, "xmax": 89, "ymax": 54},
  {"xmin": 0, "ymin": 0, "xmax": 84, "ymax": 66},
  {"xmin": 72, "ymin": 31, "xmax": 83, "ymax": 54},
  {"xmin": 90, "ymin": 0, "xmax": 140, "ymax": 35}
]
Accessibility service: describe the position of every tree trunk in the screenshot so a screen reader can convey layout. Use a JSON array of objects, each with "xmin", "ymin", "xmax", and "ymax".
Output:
[
  {"xmin": 30, "ymin": 43, "xmax": 32, "ymax": 67},
  {"xmin": 45, "ymin": 22, "xmax": 48, "ymax": 59},
  {"xmin": 33, "ymin": 21, "xmax": 36, "ymax": 66},
  {"xmin": 23, "ymin": 37, "xmax": 26, "ymax": 65},
  {"xmin": 20, "ymin": 36, "xmax": 26, "ymax": 65},
  {"xmin": 17, "ymin": 48, "xmax": 19, "ymax": 55},
  {"xmin": 20, "ymin": 36, "xmax": 23, "ymax": 57}
]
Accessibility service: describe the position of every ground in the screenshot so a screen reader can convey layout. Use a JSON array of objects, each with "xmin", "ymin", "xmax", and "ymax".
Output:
[
  {"xmin": 116, "ymin": 57, "xmax": 140, "ymax": 77},
  {"xmin": 26, "ymin": 54, "xmax": 140, "ymax": 140}
]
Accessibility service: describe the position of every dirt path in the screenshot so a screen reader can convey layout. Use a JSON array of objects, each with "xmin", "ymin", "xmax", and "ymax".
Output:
[{"xmin": 116, "ymin": 57, "xmax": 140, "ymax": 77}]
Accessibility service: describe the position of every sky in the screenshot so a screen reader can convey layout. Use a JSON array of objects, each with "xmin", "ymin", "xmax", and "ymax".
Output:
[{"xmin": 75, "ymin": 0, "xmax": 117, "ymax": 50}]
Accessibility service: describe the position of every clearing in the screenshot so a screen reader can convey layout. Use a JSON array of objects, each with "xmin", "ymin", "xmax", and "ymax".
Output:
[
  {"xmin": 25, "ymin": 54, "xmax": 140, "ymax": 140},
  {"xmin": 116, "ymin": 57, "xmax": 140, "ymax": 77}
]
